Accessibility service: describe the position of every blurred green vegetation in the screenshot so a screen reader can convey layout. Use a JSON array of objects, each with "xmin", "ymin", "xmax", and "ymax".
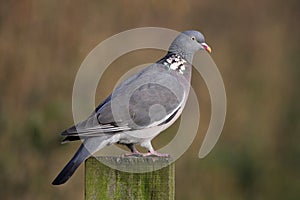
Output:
[{"xmin": 0, "ymin": 0, "xmax": 299, "ymax": 199}]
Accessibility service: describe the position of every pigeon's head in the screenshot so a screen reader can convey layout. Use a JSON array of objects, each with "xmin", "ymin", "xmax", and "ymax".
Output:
[{"xmin": 169, "ymin": 30, "xmax": 211, "ymax": 62}]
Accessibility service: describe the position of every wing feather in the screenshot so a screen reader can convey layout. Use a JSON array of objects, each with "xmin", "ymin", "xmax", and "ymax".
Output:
[{"xmin": 61, "ymin": 63, "xmax": 186, "ymax": 141}]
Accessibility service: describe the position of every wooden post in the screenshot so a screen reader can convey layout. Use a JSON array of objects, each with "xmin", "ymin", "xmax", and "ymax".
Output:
[{"xmin": 85, "ymin": 156, "xmax": 175, "ymax": 200}]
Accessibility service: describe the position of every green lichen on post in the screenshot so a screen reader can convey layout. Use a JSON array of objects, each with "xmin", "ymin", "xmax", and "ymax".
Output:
[{"xmin": 85, "ymin": 156, "xmax": 175, "ymax": 200}]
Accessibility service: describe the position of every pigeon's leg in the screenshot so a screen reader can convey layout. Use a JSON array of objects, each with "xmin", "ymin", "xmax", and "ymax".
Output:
[
  {"xmin": 127, "ymin": 143, "xmax": 140, "ymax": 154},
  {"xmin": 141, "ymin": 141, "xmax": 170, "ymax": 157},
  {"xmin": 124, "ymin": 144, "xmax": 142, "ymax": 157}
]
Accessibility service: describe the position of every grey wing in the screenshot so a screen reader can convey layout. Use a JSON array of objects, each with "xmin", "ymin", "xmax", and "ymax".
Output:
[{"xmin": 62, "ymin": 63, "xmax": 186, "ymax": 141}]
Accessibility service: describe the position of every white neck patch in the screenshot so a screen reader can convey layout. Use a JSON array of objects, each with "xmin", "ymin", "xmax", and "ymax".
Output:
[{"xmin": 163, "ymin": 54, "xmax": 187, "ymax": 74}]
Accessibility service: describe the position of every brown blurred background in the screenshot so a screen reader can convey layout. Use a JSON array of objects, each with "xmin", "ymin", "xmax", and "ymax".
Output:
[{"xmin": 0, "ymin": 0, "xmax": 299, "ymax": 199}]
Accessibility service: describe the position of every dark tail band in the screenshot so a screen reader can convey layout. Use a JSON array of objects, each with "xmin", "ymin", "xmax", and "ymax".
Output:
[{"xmin": 52, "ymin": 144, "xmax": 90, "ymax": 185}]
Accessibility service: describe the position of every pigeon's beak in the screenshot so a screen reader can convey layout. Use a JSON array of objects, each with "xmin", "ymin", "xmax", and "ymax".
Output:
[{"xmin": 201, "ymin": 43, "xmax": 212, "ymax": 53}]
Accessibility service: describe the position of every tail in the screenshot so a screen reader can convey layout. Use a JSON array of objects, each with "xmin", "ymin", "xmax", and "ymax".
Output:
[{"xmin": 52, "ymin": 144, "xmax": 90, "ymax": 185}]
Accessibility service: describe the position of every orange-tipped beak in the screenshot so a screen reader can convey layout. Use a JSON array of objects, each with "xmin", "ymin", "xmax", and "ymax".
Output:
[{"xmin": 201, "ymin": 43, "xmax": 212, "ymax": 53}]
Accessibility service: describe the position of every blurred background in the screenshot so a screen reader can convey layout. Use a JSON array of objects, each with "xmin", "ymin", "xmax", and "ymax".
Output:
[{"xmin": 0, "ymin": 0, "xmax": 299, "ymax": 199}]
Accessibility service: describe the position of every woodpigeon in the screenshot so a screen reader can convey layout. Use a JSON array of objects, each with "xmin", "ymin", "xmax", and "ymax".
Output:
[{"xmin": 52, "ymin": 30, "xmax": 211, "ymax": 185}]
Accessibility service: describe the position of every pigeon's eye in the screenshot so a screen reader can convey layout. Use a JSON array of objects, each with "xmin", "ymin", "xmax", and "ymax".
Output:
[{"xmin": 191, "ymin": 36, "xmax": 196, "ymax": 41}]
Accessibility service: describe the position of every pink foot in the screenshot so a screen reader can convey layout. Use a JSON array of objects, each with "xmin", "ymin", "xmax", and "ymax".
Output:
[
  {"xmin": 123, "ymin": 150, "xmax": 143, "ymax": 157},
  {"xmin": 143, "ymin": 151, "xmax": 170, "ymax": 157}
]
